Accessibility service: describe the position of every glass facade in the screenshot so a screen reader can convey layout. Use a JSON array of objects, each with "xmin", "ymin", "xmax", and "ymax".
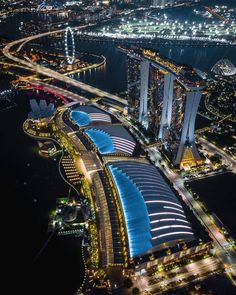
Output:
[
  {"xmin": 164, "ymin": 80, "xmax": 186, "ymax": 162},
  {"xmin": 148, "ymin": 67, "xmax": 165, "ymax": 136},
  {"xmin": 127, "ymin": 55, "xmax": 141, "ymax": 121}
]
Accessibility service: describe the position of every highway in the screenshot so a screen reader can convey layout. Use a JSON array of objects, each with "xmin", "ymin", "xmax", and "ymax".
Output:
[
  {"xmin": 28, "ymin": 80, "xmax": 89, "ymax": 104},
  {"xmin": 2, "ymin": 26, "xmax": 127, "ymax": 106}
]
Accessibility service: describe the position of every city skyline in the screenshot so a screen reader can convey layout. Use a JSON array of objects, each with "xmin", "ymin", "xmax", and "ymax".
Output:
[{"xmin": 1, "ymin": 1, "xmax": 236, "ymax": 295}]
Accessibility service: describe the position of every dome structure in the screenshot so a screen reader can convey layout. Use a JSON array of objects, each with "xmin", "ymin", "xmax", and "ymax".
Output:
[
  {"xmin": 38, "ymin": 0, "xmax": 64, "ymax": 10},
  {"xmin": 211, "ymin": 59, "xmax": 236, "ymax": 76}
]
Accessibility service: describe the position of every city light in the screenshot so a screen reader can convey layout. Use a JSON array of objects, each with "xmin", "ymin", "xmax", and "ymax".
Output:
[{"xmin": 1, "ymin": 1, "xmax": 236, "ymax": 294}]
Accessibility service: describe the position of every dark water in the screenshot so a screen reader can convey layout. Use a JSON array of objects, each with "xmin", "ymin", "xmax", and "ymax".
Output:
[
  {"xmin": 68, "ymin": 40, "xmax": 236, "ymax": 102},
  {"xmin": 195, "ymin": 114, "xmax": 211, "ymax": 129},
  {"xmin": 1, "ymin": 91, "xmax": 84, "ymax": 294},
  {"xmin": 188, "ymin": 173, "xmax": 236, "ymax": 236},
  {"xmin": 74, "ymin": 42, "xmax": 127, "ymax": 94},
  {"xmin": 0, "ymin": 11, "xmax": 65, "ymax": 39}
]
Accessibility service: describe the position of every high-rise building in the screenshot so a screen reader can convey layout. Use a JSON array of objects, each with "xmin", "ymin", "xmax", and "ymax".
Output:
[
  {"xmin": 148, "ymin": 66, "xmax": 165, "ymax": 136},
  {"xmin": 127, "ymin": 55, "xmax": 141, "ymax": 121},
  {"xmin": 123, "ymin": 47, "xmax": 206, "ymax": 168},
  {"xmin": 138, "ymin": 59, "xmax": 150, "ymax": 127},
  {"xmin": 160, "ymin": 79, "xmax": 186, "ymax": 163}
]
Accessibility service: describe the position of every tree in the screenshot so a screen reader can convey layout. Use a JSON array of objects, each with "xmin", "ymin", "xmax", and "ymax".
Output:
[{"xmin": 132, "ymin": 287, "xmax": 140, "ymax": 295}]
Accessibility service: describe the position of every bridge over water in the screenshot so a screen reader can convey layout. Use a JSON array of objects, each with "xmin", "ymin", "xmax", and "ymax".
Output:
[{"xmin": 3, "ymin": 26, "xmax": 126, "ymax": 106}]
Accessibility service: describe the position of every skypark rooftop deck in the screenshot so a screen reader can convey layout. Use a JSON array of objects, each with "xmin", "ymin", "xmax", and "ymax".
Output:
[{"xmin": 119, "ymin": 46, "xmax": 206, "ymax": 88}]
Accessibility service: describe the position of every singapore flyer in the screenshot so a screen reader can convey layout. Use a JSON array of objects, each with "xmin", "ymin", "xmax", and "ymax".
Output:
[{"xmin": 64, "ymin": 26, "xmax": 75, "ymax": 65}]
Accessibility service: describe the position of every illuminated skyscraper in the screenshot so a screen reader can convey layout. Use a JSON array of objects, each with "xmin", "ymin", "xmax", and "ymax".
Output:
[
  {"xmin": 124, "ymin": 47, "xmax": 206, "ymax": 168},
  {"xmin": 127, "ymin": 55, "xmax": 141, "ymax": 121},
  {"xmin": 138, "ymin": 60, "xmax": 150, "ymax": 127},
  {"xmin": 148, "ymin": 67, "xmax": 165, "ymax": 136},
  {"xmin": 174, "ymin": 87, "xmax": 204, "ymax": 167},
  {"xmin": 158, "ymin": 72, "xmax": 174, "ymax": 139}
]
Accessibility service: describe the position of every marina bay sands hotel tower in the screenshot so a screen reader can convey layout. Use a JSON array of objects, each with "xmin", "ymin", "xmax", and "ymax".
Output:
[{"xmin": 123, "ymin": 47, "xmax": 207, "ymax": 168}]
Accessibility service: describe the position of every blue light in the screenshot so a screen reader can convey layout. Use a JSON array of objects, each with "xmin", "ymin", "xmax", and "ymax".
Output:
[
  {"xmin": 109, "ymin": 165, "xmax": 152, "ymax": 257},
  {"xmin": 70, "ymin": 111, "xmax": 91, "ymax": 127},
  {"xmin": 86, "ymin": 129, "xmax": 116, "ymax": 154}
]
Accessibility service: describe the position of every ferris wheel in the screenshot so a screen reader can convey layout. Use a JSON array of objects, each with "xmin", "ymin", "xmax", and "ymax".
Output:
[{"xmin": 64, "ymin": 26, "xmax": 75, "ymax": 65}]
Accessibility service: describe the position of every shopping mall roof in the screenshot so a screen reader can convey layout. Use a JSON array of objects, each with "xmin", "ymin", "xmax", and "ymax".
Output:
[
  {"xmin": 108, "ymin": 161, "xmax": 195, "ymax": 257},
  {"xmin": 85, "ymin": 125, "xmax": 136, "ymax": 155},
  {"xmin": 70, "ymin": 105, "xmax": 111, "ymax": 127}
]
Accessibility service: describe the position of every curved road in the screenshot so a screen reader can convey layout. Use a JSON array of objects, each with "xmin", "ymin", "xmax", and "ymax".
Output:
[{"xmin": 2, "ymin": 26, "xmax": 127, "ymax": 105}]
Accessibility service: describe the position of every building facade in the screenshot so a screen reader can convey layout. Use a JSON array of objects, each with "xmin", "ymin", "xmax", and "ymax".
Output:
[
  {"xmin": 124, "ymin": 47, "xmax": 206, "ymax": 168},
  {"xmin": 127, "ymin": 55, "xmax": 141, "ymax": 121}
]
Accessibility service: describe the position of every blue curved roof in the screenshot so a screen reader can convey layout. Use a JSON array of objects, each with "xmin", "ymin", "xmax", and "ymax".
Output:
[
  {"xmin": 85, "ymin": 129, "xmax": 116, "ymax": 154},
  {"xmin": 71, "ymin": 111, "xmax": 91, "ymax": 127},
  {"xmin": 108, "ymin": 161, "xmax": 194, "ymax": 257},
  {"xmin": 85, "ymin": 125, "xmax": 136, "ymax": 155},
  {"xmin": 109, "ymin": 166, "xmax": 152, "ymax": 257},
  {"xmin": 70, "ymin": 105, "xmax": 111, "ymax": 127}
]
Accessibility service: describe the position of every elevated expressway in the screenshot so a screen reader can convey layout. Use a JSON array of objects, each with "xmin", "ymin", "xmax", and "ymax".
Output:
[
  {"xmin": 27, "ymin": 80, "xmax": 89, "ymax": 104},
  {"xmin": 2, "ymin": 26, "xmax": 127, "ymax": 106}
]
